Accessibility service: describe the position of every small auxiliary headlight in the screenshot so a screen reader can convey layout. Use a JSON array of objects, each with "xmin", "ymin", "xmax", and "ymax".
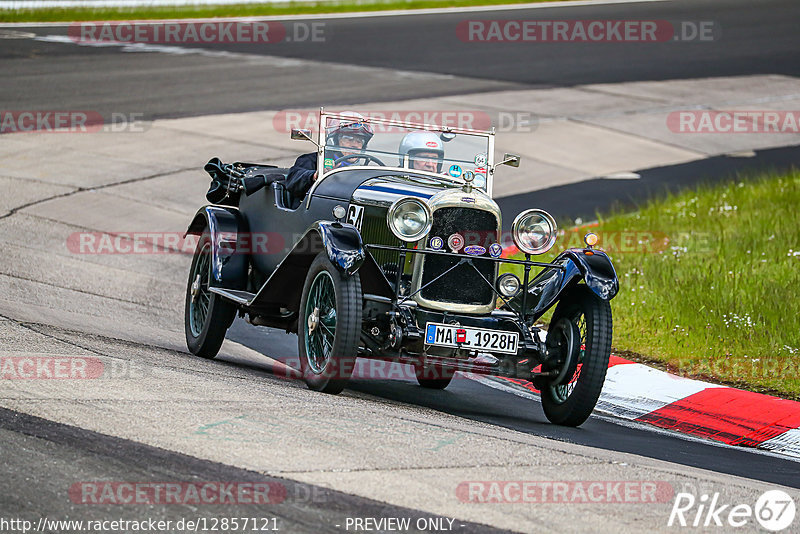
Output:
[
  {"xmin": 333, "ymin": 205, "xmax": 347, "ymax": 220},
  {"xmin": 496, "ymin": 273, "xmax": 521, "ymax": 297},
  {"xmin": 584, "ymin": 232, "xmax": 598, "ymax": 247}
]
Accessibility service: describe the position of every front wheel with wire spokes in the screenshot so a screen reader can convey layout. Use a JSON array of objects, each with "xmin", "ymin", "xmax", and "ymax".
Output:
[
  {"xmin": 540, "ymin": 285, "xmax": 612, "ymax": 427},
  {"xmin": 298, "ymin": 252, "xmax": 362, "ymax": 394}
]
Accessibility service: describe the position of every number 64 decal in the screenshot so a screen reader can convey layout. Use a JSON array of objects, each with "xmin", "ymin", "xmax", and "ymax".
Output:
[{"xmin": 347, "ymin": 204, "xmax": 364, "ymax": 231}]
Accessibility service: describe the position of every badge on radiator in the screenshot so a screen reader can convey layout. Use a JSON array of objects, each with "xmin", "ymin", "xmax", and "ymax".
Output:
[
  {"xmin": 447, "ymin": 233, "xmax": 464, "ymax": 253},
  {"xmin": 488, "ymin": 243, "xmax": 503, "ymax": 258},
  {"xmin": 429, "ymin": 236, "xmax": 444, "ymax": 250},
  {"xmin": 464, "ymin": 245, "xmax": 486, "ymax": 256}
]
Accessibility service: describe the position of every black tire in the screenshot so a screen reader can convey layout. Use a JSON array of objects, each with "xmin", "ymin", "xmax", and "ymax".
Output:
[
  {"xmin": 184, "ymin": 233, "xmax": 236, "ymax": 358},
  {"xmin": 298, "ymin": 252, "xmax": 362, "ymax": 394},
  {"xmin": 540, "ymin": 285, "xmax": 612, "ymax": 427},
  {"xmin": 415, "ymin": 362, "xmax": 455, "ymax": 390}
]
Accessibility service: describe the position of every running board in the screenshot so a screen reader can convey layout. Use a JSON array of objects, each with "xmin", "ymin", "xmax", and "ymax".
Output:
[{"xmin": 209, "ymin": 287, "xmax": 256, "ymax": 305}]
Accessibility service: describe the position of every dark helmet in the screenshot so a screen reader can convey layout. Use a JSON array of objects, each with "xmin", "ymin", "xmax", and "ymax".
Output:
[{"xmin": 325, "ymin": 111, "xmax": 374, "ymax": 149}]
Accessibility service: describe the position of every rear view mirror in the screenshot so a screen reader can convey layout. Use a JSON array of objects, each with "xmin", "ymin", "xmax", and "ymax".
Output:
[
  {"xmin": 499, "ymin": 153, "xmax": 521, "ymax": 167},
  {"xmin": 291, "ymin": 129, "xmax": 314, "ymax": 141}
]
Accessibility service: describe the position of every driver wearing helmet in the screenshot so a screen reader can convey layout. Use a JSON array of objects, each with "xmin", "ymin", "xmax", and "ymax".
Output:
[
  {"xmin": 285, "ymin": 112, "xmax": 374, "ymax": 200},
  {"xmin": 398, "ymin": 131, "xmax": 444, "ymax": 173}
]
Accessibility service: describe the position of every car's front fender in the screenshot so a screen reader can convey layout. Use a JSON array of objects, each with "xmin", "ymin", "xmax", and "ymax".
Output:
[
  {"xmin": 560, "ymin": 248, "xmax": 618, "ymax": 300},
  {"xmin": 185, "ymin": 205, "xmax": 248, "ymax": 289},
  {"xmin": 244, "ymin": 221, "xmax": 374, "ymax": 314},
  {"xmin": 315, "ymin": 221, "xmax": 366, "ymax": 276},
  {"xmin": 505, "ymin": 248, "xmax": 618, "ymax": 320}
]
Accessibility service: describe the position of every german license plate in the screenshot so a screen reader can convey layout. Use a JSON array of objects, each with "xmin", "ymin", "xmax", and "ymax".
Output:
[{"xmin": 424, "ymin": 322, "xmax": 518, "ymax": 354}]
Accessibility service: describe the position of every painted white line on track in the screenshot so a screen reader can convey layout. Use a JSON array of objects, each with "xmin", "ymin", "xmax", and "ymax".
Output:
[
  {"xmin": 32, "ymin": 34, "xmax": 459, "ymax": 80},
  {"xmin": 0, "ymin": 0, "xmax": 673, "ymax": 26}
]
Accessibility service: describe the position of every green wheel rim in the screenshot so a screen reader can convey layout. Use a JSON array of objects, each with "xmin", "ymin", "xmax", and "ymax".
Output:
[
  {"xmin": 304, "ymin": 270, "xmax": 337, "ymax": 374},
  {"xmin": 189, "ymin": 242, "xmax": 212, "ymax": 338}
]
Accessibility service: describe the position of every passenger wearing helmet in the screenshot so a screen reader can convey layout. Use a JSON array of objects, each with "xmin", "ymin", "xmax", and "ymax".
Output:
[
  {"xmin": 398, "ymin": 131, "xmax": 444, "ymax": 173},
  {"xmin": 285, "ymin": 112, "xmax": 374, "ymax": 201}
]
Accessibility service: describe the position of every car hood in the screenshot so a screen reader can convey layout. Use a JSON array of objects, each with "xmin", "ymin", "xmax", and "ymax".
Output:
[{"xmin": 351, "ymin": 175, "xmax": 449, "ymax": 208}]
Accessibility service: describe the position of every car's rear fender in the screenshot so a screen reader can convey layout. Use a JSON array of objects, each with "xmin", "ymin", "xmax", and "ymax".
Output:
[
  {"xmin": 185, "ymin": 205, "xmax": 248, "ymax": 290},
  {"xmin": 510, "ymin": 248, "xmax": 618, "ymax": 321},
  {"xmin": 250, "ymin": 221, "xmax": 393, "ymax": 311}
]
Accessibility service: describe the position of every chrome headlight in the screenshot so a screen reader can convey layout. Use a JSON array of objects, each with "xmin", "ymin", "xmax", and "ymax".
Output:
[
  {"xmin": 512, "ymin": 209, "xmax": 557, "ymax": 255},
  {"xmin": 387, "ymin": 197, "xmax": 432, "ymax": 242}
]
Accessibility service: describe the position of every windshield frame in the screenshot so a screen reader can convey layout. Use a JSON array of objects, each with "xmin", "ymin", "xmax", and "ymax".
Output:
[{"xmin": 308, "ymin": 110, "xmax": 497, "ymax": 202}]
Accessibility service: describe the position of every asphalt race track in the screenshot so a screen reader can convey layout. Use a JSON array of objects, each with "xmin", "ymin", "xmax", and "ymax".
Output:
[
  {"xmin": 227, "ymin": 319, "xmax": 800, "ymax": 489},
  {"xmin": 2, "ymin": 0, "xmax": 798, "ymax": 120},
  {"xmin": 2, "ymin": 0, "xmax": 800, "ymax": 532}
]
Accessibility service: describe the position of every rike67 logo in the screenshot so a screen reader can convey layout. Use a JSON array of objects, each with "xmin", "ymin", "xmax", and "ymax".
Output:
[{"xmin": 668, "ymin": 489, "xmax": 796, "ymax": 531}]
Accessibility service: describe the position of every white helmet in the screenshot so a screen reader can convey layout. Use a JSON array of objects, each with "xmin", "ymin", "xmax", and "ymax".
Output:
[{"xmin": 398, "ymin": 131, "xmax": 444, "ymax": 172}]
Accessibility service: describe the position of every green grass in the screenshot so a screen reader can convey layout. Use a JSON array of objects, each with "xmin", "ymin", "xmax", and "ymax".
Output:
[
  {"xmin": 505, "ymin": 169, "xmax": 800, "ymax": 399},
  {"xmin": 0, "ymin": 0, "xmax": 562, "ymax": 23}
]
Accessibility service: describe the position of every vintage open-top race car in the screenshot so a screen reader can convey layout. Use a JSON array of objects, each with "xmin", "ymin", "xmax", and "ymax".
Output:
[{"xmin": 184, "ymin": 110, "xmax": 618, "ymax": 426}]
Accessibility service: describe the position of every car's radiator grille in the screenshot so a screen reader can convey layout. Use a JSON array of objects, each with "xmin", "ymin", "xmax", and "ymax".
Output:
[
  {"xmin": 420, "ymin": 207, "xmax": 498, "ymax": 306},
  {"xmin": 360, "ymin": 206, "xmax": 403, "ymax": 276}
]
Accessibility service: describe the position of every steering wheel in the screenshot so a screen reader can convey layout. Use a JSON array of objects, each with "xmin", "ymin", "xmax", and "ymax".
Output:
[{"xmin": 333, "ymin": 153, "xmax": 386, "ymax": 167}]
